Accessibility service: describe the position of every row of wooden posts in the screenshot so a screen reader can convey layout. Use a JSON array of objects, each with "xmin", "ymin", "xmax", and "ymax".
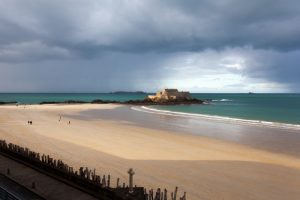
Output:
[
  {"xmin": 0, "ymin": 140, "xmax": 186, "ymax": 200},
  {"xmin": 145, "ymin": 187, "xmax": 186, "ymax": 200}
]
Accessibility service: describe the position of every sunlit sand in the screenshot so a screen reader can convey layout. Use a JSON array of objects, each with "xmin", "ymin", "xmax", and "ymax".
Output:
[{"xmin": 0, "ymin": 104, "xmax": 300, "ymax": 200}]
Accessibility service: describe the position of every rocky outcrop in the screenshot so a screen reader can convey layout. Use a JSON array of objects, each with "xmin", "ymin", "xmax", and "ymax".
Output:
[
  {"xmin": 0, "ymin": 101, "xmax": 17, "ymax": 105},
  {"xmin": 38, "ymin": 98, "xmax": 203, "ymax": 106},
  {"xmin": 91, "ymin": 99, "xmax": 118, "ymax": 104},
  {"xmin": 40, "ymin": 100, "xmax": 88, "ymax": 104},
  {"xmin": 123, "ymin": 98, "xmax": 203, "ymax": 105}
]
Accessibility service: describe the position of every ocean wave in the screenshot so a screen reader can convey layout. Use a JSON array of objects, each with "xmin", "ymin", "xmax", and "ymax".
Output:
[
  {"xmin": 212, "ymin": 99, "xmax": 233, "ymax": 102},
  {"xmin": 131, "ymin": 106, "xmax": 300, "ymax": 131}
]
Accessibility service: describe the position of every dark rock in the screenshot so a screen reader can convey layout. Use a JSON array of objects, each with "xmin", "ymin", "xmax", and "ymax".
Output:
[
  {"xmin": 0, "ymin": 101, "xmax": 17, "ymax": 105},
  {"xmin": 40, "ymin": 100, "xmax": 88, "ymax": 105},
  {"xmin": 123, "ymin": 98, "xmax": 204, "ymax": 105},
  {"xmin": 91, "ymin": 99, "xmax": 118, "ymax": 104},
  {"xmin": 39, "ymin": 98, "xmax": 204, "ymax": 106}
]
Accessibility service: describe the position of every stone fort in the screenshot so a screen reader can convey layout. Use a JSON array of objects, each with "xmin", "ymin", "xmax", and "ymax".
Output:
[{"xmin": 147, "ymin": 89, "xmax": 192, "ymax": 102}]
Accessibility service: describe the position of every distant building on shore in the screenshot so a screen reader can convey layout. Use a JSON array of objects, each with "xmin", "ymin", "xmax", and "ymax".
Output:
[{"xmin": 147, "ymin": 89, "xmax": 192, "ymax": 102}]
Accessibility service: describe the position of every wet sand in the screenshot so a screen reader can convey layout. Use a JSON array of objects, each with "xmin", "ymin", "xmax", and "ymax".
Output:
[
  {"xmin": 0, "ymin": 104, "xmax": 300, "ymax": 200},
  {"xmin": 70, "ymin": 106, "xmax": 300, "ymax": 157}
]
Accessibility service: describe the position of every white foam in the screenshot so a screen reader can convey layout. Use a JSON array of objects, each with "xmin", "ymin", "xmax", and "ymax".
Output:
[
  {"xmin": 212, "ymin": 99, "xmax": 233, "ymax": 102},
  {"xmin": 131, "ymin": 106, "xmax": 300, "ymax": 131}
]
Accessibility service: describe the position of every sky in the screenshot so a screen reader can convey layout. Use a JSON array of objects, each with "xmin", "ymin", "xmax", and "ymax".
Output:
[{"xmin": 0, "ymin": 0, "xmax": 300, "ymax": 93}]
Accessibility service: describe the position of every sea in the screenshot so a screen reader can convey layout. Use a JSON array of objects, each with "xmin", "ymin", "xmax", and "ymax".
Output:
[{"xmin": 0, "ymin": 93, "xmax": 299, "ymax": 125}]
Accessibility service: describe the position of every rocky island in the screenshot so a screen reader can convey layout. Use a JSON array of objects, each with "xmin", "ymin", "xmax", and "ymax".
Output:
[
  {"xmin": 37, "ymin": 89, "xmax": 203, "ymax": 105},
  {"xmin": 124, "ymin": 89, "xmax": 203, "ymax": 105}
]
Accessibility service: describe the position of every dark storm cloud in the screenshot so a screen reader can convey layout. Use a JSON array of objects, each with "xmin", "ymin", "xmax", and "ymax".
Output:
[
  {"xmin": 243, "ymin": 50, "xmax": 300, "ymax": 91},
  {"xmin": 0, "ymin": 0, "xmax": 299, "ymax": 92},
  {"xmin": 1, "ymin": 0, "xmax": 300, "ymax": 56},
  {"xmin": 0, "ymin": 51, "xmax": 171, "ymax": 92}
]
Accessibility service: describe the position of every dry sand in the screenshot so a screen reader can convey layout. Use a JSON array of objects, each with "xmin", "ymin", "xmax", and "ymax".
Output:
[{"xmin": 0, "ymin": 104, "xmax": 300, "ymax": 200}]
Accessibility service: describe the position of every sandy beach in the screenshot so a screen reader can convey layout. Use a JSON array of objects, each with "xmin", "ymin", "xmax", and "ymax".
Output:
[{"xmin": 0, "ymin": 104, "xmax": 300, "ymax": 200}]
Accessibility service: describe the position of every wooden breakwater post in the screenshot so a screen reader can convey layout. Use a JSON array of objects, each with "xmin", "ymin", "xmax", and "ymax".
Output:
[
  {"xmin": 32, "ymin": 181, "xmax": 36, "ymax": 189},
  {"xmin": 116, "ymin": 177, "xmax": 120, "ymax": 188},
  {"xmin": 128, "ymin": 168, "xmax": 135, "ymax": 193}
]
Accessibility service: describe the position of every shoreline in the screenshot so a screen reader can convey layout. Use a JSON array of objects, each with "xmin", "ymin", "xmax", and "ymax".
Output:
[
  {"xmin": 2, "ymin": 102, "xmax": 299, "ymax": 129},
  {"xmin": 135, "ymin": 106, "xmax": 300, "ymax": 131}
]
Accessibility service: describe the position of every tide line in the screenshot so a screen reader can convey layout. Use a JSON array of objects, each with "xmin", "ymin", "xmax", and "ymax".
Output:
[{"xmin": 131, "ymin": 106, "xmax": 300, "ymax": 131}]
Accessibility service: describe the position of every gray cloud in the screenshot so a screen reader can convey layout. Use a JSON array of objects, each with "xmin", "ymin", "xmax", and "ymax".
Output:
[
  {"xmin": 0, "ymin": 0, "xmax": 299, "ymax": 92},
  {"xmin": 2, "ymin": 0, "xmax": 300, "ymax": 55}
]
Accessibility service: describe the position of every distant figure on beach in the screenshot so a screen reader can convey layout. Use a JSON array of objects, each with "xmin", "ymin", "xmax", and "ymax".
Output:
[
  {"xmin": 28, "ymin": 121, "xmax": 32, "ymax": 125},
  {"xmin": 59, "ymin": 115, "xmax": 62, "ymax": 122},
  {"xmin": 68, "ymin": 121, "xmax": 71, "ymax": 125}
]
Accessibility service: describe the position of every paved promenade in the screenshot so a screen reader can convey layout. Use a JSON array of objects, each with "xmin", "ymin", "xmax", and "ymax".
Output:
[{"xmin": 0, "ymin": 155, "xmax": 97, "ymax": 200}]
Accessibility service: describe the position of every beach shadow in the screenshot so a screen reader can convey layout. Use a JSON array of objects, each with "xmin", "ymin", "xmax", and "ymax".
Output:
[{"xmin": 2, "ymin": 136, "xmax": 300, "ymax": 200}]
